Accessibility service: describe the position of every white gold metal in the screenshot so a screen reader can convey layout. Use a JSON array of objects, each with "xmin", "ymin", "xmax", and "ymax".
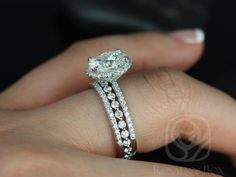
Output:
[{"xmin": 87, "ymin": 49, "xmax": 137, "ymax": 159}]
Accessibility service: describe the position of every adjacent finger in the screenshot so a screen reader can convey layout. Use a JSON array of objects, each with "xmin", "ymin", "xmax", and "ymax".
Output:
[
  {"xmin": 0, "ymin": 30, "xmax": 204, "ymax": 110},
  {"xmin": 0, "ymin": 143, "xmax": 221, "ymax": 177},
  {"xmin": 14, "ymin": 68, "xmax": 236, "ymax": 158},
  {"xmin": 64, "ymin": 151, "xmax": 221, "ymax": 177}
]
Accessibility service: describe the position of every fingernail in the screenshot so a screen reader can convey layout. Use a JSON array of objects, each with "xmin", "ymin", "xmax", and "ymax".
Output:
[{"xmin": 169, "ymin": 29, "xmax": 205, "ymax": 44}]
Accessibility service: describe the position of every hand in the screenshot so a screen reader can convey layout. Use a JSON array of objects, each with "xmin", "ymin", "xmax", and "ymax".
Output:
[{"xmin": 0, "ymin": 30, "xmax": 233, "ymax": 177}]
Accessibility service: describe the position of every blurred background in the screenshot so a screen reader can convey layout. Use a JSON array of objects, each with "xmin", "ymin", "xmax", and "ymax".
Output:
[{"xmin": 0, "ymin": 0, "xmax": 236, "ymax": 176}]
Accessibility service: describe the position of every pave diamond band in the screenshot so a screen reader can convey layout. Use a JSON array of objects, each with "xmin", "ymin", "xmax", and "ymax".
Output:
[
  {"xmin": 87, "ymin": 50, "xmax": 137, "ymax": 159},
  {"xmin": 93, "ymin": 81, "xmax": 136, "ymax": 159}
]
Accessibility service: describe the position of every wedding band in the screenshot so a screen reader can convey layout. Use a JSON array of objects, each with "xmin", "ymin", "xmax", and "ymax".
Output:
[{"xmin": 86, "ymin": 49, "xmax": 137, "ymax": 159}]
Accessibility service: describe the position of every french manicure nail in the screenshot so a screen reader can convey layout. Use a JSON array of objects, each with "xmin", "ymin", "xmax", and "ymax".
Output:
[{"xmin": 169, "ymin": 29, "xmax": 205, "ymax": 44}]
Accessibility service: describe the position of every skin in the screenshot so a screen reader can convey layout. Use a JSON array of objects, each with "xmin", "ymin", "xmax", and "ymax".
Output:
[{"xmin": 0, "ymin": 32, "xmax": 234, "ymax": 177}]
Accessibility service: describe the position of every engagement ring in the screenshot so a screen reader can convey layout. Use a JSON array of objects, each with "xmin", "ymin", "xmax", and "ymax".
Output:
[{"xmin": 86, "ymin": 49, "xmax": 137, "ymax": 159}]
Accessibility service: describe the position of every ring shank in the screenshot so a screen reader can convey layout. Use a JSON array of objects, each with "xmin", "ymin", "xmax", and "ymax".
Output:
[{"xmin": 93, "ymin": 80, "xmax": 137, "ymax": 159}]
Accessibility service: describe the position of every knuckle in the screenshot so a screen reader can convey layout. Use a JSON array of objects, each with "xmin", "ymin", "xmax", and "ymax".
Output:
[{"xmin": 140, "ymin": 67, "xmax": 193, "ymax": 109}]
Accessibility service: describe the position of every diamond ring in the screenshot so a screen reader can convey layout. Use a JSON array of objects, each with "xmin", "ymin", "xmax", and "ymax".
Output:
[{"xmin": 86, "ymin": 49, "xmax": 137, "ymax": 159}]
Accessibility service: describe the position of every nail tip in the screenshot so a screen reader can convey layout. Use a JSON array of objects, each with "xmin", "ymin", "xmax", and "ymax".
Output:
[
  {"xmin": 194, "ymin": 29, "xmax": 205, "ymax": 43},
  {"xmin": 169, "ymin": 28, "xmax": 205, "ymax": 44}
]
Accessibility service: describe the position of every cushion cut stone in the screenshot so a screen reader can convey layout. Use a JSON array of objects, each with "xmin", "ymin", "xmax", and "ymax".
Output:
[{"xmin": 87, "ymin": 50, "xmax": 132, "ymax": 81}]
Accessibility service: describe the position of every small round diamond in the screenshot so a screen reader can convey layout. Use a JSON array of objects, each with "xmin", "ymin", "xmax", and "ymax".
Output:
[
  {"xmin": 123, "ymin": 139, "xmax": 131, "ymax": 146},
  {"xmin": 121, "ymin": 130, "xmax": 129, "ymax": 138},
  {"xmin": 124, "ymin": 147, "xmax": 132, "ymax": 154},
  {"xmin": 109, "ymin": 113, "xmax": 114, "ymax": 118},
  {"xmin": 130, "ymin": 134, "xmax": 136, "ymax": 140},
  {"xmin": 118, "ymin": 120, "xmax": 126, "ymax": 129},
  {"xmin": 124, "ymin": 154, "xmax": 130, "ymax": 159},
  {"xmin": 115, "ymin": 110, "xmax": 123, "ymax": 119},
  {"xmin": 107, "ymin": 93, "xmax": 115, "ymax": 100},
  {"xmin": 128, "ymin": 124, "xmax": 133, "ymax": 129},
  {"xmin": 124, "ymin": 112, "xmax": 130, "ymax": 117},
  {"xmin": 117, "ymin": 140, "xmax": 123, "ymax": 146},
  {"xmin": 124, "ymin": 148, "xmax": 130, "ymax": 153},
  {"xmin": 112, "ymin": 124, "xmax": 117, "ymax": 129},
  {"xmin": 115, "ymin": 129, "xmax": 120, "ymax": 135},
  {"xmin": 104, "ymin": 85, "xmax": 112, "ymax": 92},
  {"xmin": 111, "ymin": 100, "xmax": 119, "ymax": 109},
  {"xmin": 99, "ymin": 81, "xmax": 108, "ymax": 87}
]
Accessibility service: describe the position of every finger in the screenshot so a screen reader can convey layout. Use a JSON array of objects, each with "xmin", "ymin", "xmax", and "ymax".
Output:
[
  {"xmin": 0, "ymin": 143, "xmax": 221, "ymax": 177},
  {"xmin": 14, "ymin": 67, "xmax": 236, "ymax": 159},
  {"xmin": 0, "ymin": 30, "xmax": 204, "ymax": 110},
  {"xmin": 64, "ymin": 151, "xmax": 222, "ymax": 177},
  {"xmin": 70, "ymin": 152, "xmax": 221, "ymax": 177}
]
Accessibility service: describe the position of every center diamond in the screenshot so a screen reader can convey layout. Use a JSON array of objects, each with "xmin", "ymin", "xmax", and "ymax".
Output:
[{"xmin": 87, "ymin": 49, "xmax": 132, "ymax": 81}]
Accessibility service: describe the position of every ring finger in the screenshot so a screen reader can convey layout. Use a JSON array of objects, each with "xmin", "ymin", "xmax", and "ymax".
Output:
[{"xmin": 8, "ymin": 68, "xmax": 236, "ymax": 159}]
